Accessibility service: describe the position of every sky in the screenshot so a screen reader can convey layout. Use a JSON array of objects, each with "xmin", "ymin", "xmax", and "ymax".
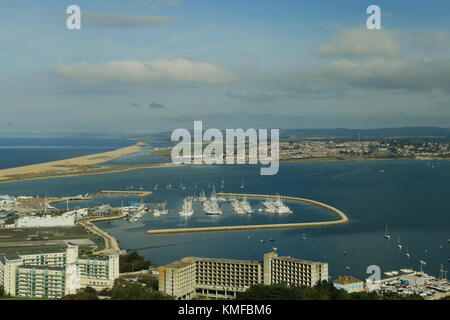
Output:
[{"xmin": 1, "ymin": 0, "xmax": 450, "ymax": 134}]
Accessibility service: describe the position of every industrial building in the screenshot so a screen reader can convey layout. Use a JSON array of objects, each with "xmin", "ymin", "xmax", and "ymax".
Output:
[
  {"xmin": 333, "ymin": 276, "xmax": 365, "ymax": 293},
  {"xmin": 15, "ymin": 214, "xmax": 75, "ymax": 228},
  {"xmin": 159, "ymin": 252, "xmax": 328, "ymax": 300},
  {"xmin": 0, "ymin": 243, "xmax": 119, "ymax": 299}
]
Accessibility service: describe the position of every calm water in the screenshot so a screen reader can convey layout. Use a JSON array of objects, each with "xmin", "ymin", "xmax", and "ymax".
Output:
[
  {"xmin": 0, "ymin": 148, "xmax": 449, "ymax": 280},
  {"xmin": 0, "ymin": 137, "xmax": 134, "ymax": 169}
]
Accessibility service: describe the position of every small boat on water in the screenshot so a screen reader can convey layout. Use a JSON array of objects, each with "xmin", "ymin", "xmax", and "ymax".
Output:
[
  {"xmin": 259, "ymin": 240, "xmax": 265, "ymax": 244},
  {"xmin": 179, "ymin": 198, "xmax": 194, "ymax": 217},
  {"xmin": 384, "ymin": 225, "xmax": 391, "ymax": 239},
  {"xmin": 153, "ymin": 203, "xmax": 168, "ymax": 216},
  {"xmin": 397, "ymin": 236, "xmax": 402, "ymax": 250}
]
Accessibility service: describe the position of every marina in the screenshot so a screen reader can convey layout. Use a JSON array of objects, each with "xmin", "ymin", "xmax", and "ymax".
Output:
[
  {"xmin": 229, "ymin": 196, "xmax": 254, "ymax": 215},
  {"xmin": 200, "ymin": 189, "xmax": 223, "ymax": 216},
  {"xmin": 262, "ymin": 194, "xmax": 293, "ymax": 214},
  {"xmin": 146, "ymin": 193, "xmax": 348, "ymax": 235},
  {"xmin": 1, "ymin": 159, "xmax": 449, "ymax": 281}
]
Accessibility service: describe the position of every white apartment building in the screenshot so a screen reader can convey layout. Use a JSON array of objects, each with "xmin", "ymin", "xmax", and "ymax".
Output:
[
  {"xmin": 159, "ymin": 252, "xmax": 328, "ymax": 300},
  {"xmin": 0, "ymin": 243, "xmax": 119, "ymax": 298}
]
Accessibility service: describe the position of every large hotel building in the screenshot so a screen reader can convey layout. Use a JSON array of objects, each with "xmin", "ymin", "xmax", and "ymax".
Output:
[
  {"xmin": 159, "ymin": 252, "xmax": 328, "ymax": 299},
  {"xmin": 0, "ymin": 243, "xmax": 119, "ymax": 299}
]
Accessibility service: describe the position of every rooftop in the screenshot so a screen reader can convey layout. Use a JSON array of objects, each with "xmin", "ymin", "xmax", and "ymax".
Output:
[
  {"xmin": 333, "ymin": 276, "xmax": 363, "ymax": 285},
  {"xmin": 164, "ymin": 260, "xmax": 195, "ymax": 269},
  {"xmin": 182, "ymin": 256, "xmax": 260, "ymax": 265}
]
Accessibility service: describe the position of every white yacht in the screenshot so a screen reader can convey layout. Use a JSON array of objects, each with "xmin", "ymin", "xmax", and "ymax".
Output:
[
  {"xmin": 203, "ymin": 190, "xmax": 222, "ymax": 215},
  {"xmin": 384, "ymin": 225, "xmax": 391, "ymax": 239},
  {"xmin": 154, "ymin": 203, "xmax": 168, "ymax": 216},
  {"xmin": 179, "ymin": 198, "xmax": 194, "ymax": 217}
]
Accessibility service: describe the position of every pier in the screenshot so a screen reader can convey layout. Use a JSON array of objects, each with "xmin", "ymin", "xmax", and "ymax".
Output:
[
  {"xmin": 79, "ymin": 212, "xmax": 127, "ymax": 255},
  {"xmin": 146, "ymin": 193, "xmax": 349, "ymax": 235},
  {"xmin": 97, "ymin": 190, "xmax": 152, "ymax": 197}
]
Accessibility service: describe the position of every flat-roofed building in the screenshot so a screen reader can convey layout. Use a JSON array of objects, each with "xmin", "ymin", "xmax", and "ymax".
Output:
[
  {"xmin": 263, "ymin": 252, "xmax": 328, "ymax": 287},
  {"xmin": 15, "ymin": 265, "xmax": 66, "ymax": 299},
  {"xmin": 183, "ymin": 256, "xmax": 263, "ymax": 299},
  {"xmin": 0, "ymin": 243, "xmax": 119, "ymax": 298},
  {"xmin": 159, "ymin": 260, "xmax": 196, "ymax": 300},
  {"xmin": 78, "ymin": 253, "xmax": 119, "ymax": 290},
  {"xmin": 159, "ymin": 252, "xmax": 328, "ymax": 300},
  {"xmin": 333, "ymin": 276, "xmax": 365, "ymax": 293}
]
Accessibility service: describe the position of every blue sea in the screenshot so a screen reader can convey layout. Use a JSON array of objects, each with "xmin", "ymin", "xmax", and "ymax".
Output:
[
  {"xmin": 0, "ymin": 137, "xmax": 449, "ymax": 280},
  {"xmin": 0, "ymin": 137, "xmax": 134, "ymax": 169}
]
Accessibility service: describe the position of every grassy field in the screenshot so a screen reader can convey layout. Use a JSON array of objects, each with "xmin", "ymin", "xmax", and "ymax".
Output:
[{"xmin": 0, "ymin": 226, "xmax": 104, "ymax": 255}]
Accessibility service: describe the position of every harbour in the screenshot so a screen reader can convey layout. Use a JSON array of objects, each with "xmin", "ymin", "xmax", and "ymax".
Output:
[
  {"xmin": 1, "ymin": 158, "xmax": 449, "ymax": 281},
  {"xmin": 146, "ymin": 193, "xmax": 348, "ymax": 235}
]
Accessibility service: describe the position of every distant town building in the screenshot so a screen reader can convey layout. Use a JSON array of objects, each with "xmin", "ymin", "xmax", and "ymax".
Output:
[
  {"xmin": 90, "ymin": 204, "xmax": 113, "ymax": 216},
  {"xmin": 159, "ymin": 252, "xmax": 328, "ymax": 300},
  {"xmin": 333, "ymin": 276, "xmax": 365, "ymax": 293},
  {"xmin": 15, "ymin": 214, "xmax": 75, "ymax": 228},
  {"xmin": 0, "ymin": 243, "xmax": 119, "ymax": 299}
]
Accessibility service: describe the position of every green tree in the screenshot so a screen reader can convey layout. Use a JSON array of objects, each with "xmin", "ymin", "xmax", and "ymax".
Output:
[
  {"xmin": 237, "ymin": 281, "xmax": 423, "ymax": 300},
  {"xmin": 61, "ymin": 287, "xmax": 99, "ymax": 300},
  {"xmin": 0, "ymin": 285, "xmax": 5, "ymax": 297},
  {"xmin": 119, "ymin": 252, "xmax": 152, "ymax": 273},
  {"xmin": 137, "ymin": 275, "xmax": 159, "ymax": 290},
  {"xmin": 109, "ymin": 279, "xmax": 173, "ymax": 300}
]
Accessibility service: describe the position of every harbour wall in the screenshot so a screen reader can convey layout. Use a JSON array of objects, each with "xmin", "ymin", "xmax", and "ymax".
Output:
[{"xmin": 146, "ymin": 193, "xmax": 349, "ymax": 235}]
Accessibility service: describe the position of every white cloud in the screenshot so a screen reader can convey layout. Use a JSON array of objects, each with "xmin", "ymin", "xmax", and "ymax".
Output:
[
  {"xmin": 83, "ymin": 12, "xmax": 172, "ymax": 27},
  {"xmin": 225, "ymin": 91, "xmax": 279, "ymax": 103},
  {"xmin": 54, "ymin": 59, "xmax": 237, "ymax": 86},
  {"xmin": 278, "ymin": 26, "xmax": 450, "ymax": 96},
  {"xmin": 412, "ymin": 31, "xmax": 450, "ymax": 50},
  {"xmin": 281, "ymin": 57, "xmax": 450, "ymax": 94},
  {"xmin": 316, "ymin": 26, "xmax": 400, "ymax": 58}
]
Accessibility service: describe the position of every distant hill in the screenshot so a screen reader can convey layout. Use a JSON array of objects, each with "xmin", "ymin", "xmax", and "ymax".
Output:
[
  {"xmin": 128, "ymin": 127, "xmax": 450, "ymax": 142},
  {"xmin": 280, "ymin": 127, "xmax": 450, "ymax": 139}
]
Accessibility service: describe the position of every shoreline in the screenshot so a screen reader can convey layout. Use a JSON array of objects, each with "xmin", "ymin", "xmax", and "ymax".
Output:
[
  {"xmin": 146, "ymin": 193, "xmax": 349, "ymax": 235},
  {"xmin": 0, "ymin": 152, "xmax": 446, "ymax": 185},
  {"xmin": 0, "ymin": 141, "xmax": 148, "ymax": 184},
  {"xmin": 0, "ymin": 163, "xmax": 188, "ymax": 184}
]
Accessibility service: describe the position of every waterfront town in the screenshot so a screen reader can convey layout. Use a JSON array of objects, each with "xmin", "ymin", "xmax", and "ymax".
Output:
[
  {"xmin": 150, "ymin": 138, "xmax": 450, "ymax": 164},
  {"xmin": 279, "ymin": 139, "xmax": 450, "ymax": 161},
  {"xmin": 1, "ymin": 191, "xmax": 449, "ymax": 300}
]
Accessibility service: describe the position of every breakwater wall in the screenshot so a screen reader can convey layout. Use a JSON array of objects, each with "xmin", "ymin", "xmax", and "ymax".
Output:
[{"xmin": 146, "ymin": 193, "xmax": 348, "ymax": 235}]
